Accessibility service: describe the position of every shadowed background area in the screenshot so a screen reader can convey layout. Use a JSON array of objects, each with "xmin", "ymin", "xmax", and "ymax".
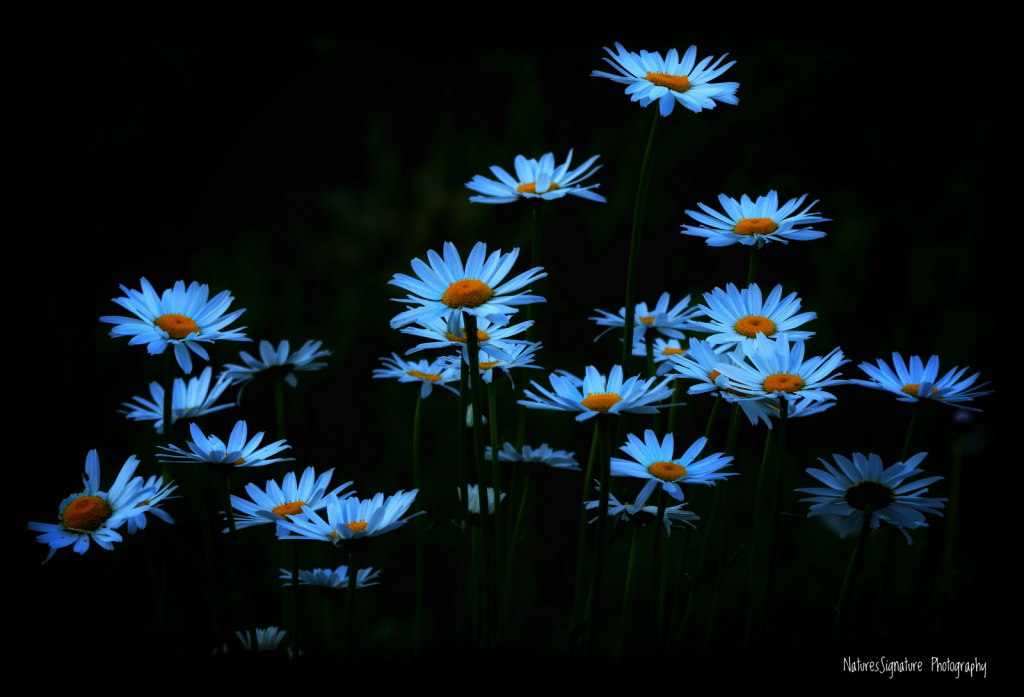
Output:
[{"xmin": 30, "ymin": 32, "xmax": 997, "ymax": 667}]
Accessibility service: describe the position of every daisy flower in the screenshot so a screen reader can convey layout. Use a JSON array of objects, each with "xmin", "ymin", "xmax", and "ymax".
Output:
[
  {"xmin": 591, "ymin": 42, "xmax": 738, "ymax": 116},
  {"xmin": 279, "ymin": 565, "xmax": 381, "ymax": 589},
  {"xmin": 770, "ymin": 397, "xmax": 836, "ymax": 420},
  {"xmin": 457, "ymin": 484, "xmax": 506, "ymax": 515},
  {"xmin": 120, "ymin": 366, "xmax": 234, "ymax": 434},
  {"xmin": 592, "ymin": 293, "xmax": 702, "ymax": 343},
  {"xmin": 610, "ymin": 430, "xmax": 734, "ymax": 502},
  {"xmin": 372, "ymin": 353, "xmax": 460, "ymax": 399},
  {"xmin": 220, "ymin": 340, "xmax": 331, "ymax": 401},
  {"xmin": 632, "ymin": 337, "xmax": 688, "ymax": 376},
  {"xmin": 848, "ymin": 353, "xmax": 993, "ymax": 412},
  {"xmin": 126, "ymin": 476, "xmax": 178, "ymax": 535},
  {"xmin": 466, "ymin": 150, "xmax": 606, "ymax": 204},
  {"xmin": 157, "ymin": 421, "xmax": 294, "ymax": 470},
  {"xmin": 99, "ymin": 277, "xmax": 249, "ymax": 374},
  {"xmin": 276, "ymin": 491, "xmax": 423, "ymax": 543},
  {"xmin": 28, "ymin": 450, "xmax": 155, "ymax": 564},
  {"xmin": 226, "ymin": 467, "xmax": 355, "ymax": 532},
  {"xmin": 715, "ymin": 332, "xmax": 848, "ymax": 404},
  {"xmin": 388, "ymin": 241, "xmax": 546, "ymax": 330},
  {"xmin": 692, "ymin": 283, "xmax": 815, "ymax": 349},
  {"xmin": 681, "ymin": 191, "xmax": 829, "ymax": 247},
  {"xmin": 485, "ymin": 442, "xmax": 580, "ymax": 471},
  {"xmin": 796, "ymin": 452, "xmax": 946, "ymax": 544},
  {"xmin": 519, "ymin": 365, "xmax": 675, "ymax": 422},
  {"xmin": 236, "ymin": 627, "xmax": 286, "ymax": 652},
  {"xmin": 585, "ymin": 481, "xmax": 698, "ymax": 535},
  {"xmin": 442, "ymin": 341, "xmax": 543, "ymax": 389},
  {"xmin": 401, "ymin": 313, "xmax": 532, "ymax": 363}
]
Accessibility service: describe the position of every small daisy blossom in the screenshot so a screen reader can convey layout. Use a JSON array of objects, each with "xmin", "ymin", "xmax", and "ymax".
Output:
[
  {"xmin": 713, "ymin": 332, "xmax": 847, "ymax": 404},
  {"xmin": 442, "ymin": 341, "xmax": 543, "ymax": 389},
  {"xmin": 681, "ymin": 191, "xmax": 830, "ymax": 247},
  {"xmin": 126, "ymin": 476, "xmax": 178, "ymax": 535},
  {"xmin": 402, "ymin": 313, "xmax": 532, "ymax": 363},
  {"xmin": 796, "ymin": 452, "xmax": 946, "ymax": 544},
  {"xmin": 388, "ymin": 241, "xmax": 546, "ymax": 329},
  {"xmin": 99, "ymin": 277, "xmax": 249, "ymax": 374},
  {"xmin": 466, "ymin": 150, "xmax": 606, "ymax": 204},
  {"xmin": 120, "ymin": 366, "xmax": 234, "ymax": 434},
  {"xmin": 591, "ymin": 43, "xmax": 738, "ymax": 116},
  {"xmin": 585, "ymin": 481, "xmax": 698, "ymax": 535},
  {"xmin": 226, "ymin": 467, "xmax": 355, "ymax": 532},
  {"xmin": 485, "ymin": 442, "xmax": 580, "ymax": 471},
  {"xmin": 770, "ymin": 397, "xmax": 835, "ymax": 420},
  {"xmin": 519, "ymin": 365, "xmax": 675, "ymax": 422},
  {"xmin": 28, "ymin": 450, "xmax": 156, "ymax": 564},
  {"xmin": 848, "ymin": 353, "xmax": 993, "ymax": 412},
  {"xmin": 372, "ymin": 353, "xmax": 459, "ymax": 399},
  {"xmin": 276, "ymin": 492, "xmax": 423, "ymax": 543},
  {"xmin": 457, "ymin": 484, "xmax": 506, "ymax": 514},
  {"xmin": 692, "ymin": 283, "xmax": 815, "ymax": 349},
  {"xmin": 632, "ymin": 337, "xmax": 689, "ymax": 376},
  {"xmin": 279, "ymin": 565, "xmax": 381, "ymax": 589},
  {"xmin": 592, "ymin": 293, "xmax": 702, "ymax": 344},
  {"xmin": 220, "ymin": 339, "xmax": 331, "ymax": 401},
  {"xmin": 611, "ymin": 430, "xmax": 734, "ymax": 502},
  {"xmin": 157, "ymin": 421, "xmax": 294, "ymax": 469},
  {"xmin": 236, "ymin": 627, "xmax": 286, "ymax": 652}
]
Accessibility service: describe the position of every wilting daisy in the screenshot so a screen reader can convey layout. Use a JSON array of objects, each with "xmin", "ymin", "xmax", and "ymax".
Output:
[
  {"xmin": 99, "ymin": 277, "xmax": 249, "ymax": 374},
  {"xmin": 592, "ymin": 293, "xmax": 702, "ymax": 344},
  {"xmin": 715, "ymin": 333, "xmax": 848, "ymax": 404},
  {"xmin": 466, "ymin": 150, "xmax": 606, "ymax": 204},
  {"xmin": 519, "ymin": 365, "xmax": 675, "ymax": 422},
  {"xmin": 389, "ymin": 241, "xmax": 546, "ymax": 329},
  {"xmin": 28, "ymin": 450, "xmax": 155, "ymax": 564},
  {"xmin": 220, "ymin": 340, "xmax": 331, "ymax": 401},
  {"xmin": 592, "ymin": 42, "xmax": 738, "ymax": 116},
  {"xmin": 849, "ymin": 353, "xmax": 993, "ymax": 412},
  {"xmin": 227, "ymin": 467, "xmax": 355, "ymax": 532},
  {"xmin": 485, "ymin": 442, "xmax": 580, "ymax": 471},
  {"xmin": 157, "ymin": 421, "xmax": 293, "ymax": 469},
  {"xmin": 681, "ymin": 191, "xmax": 829, "ymax": 247},
  {"xmin": 442, "ymin": 342, "xmax": 543, "ymax": 388},
  {"xmin": 610, "ymin": 430, "xmax": 734, "ymax": 502},
  {"xmin": 585, "ymin": 482, "xmax": 698, "ymax": 534},
  {"xmin": 796, "ymin": 452, "xmax": 946, "ymax": 543},
  {"xmin": 372, "ymin": 353, "xmax": 459, "ymax": 399},
  {"xmin": 276, "ymin": 491, "xmax": 423, "ymax": 544},
  {"xmin": 236, "ymin": 627, "xmax": 286, "ymax": 652},
  {"xmin": 457, "ymin": 484, "xmax": 506, "ymax": 515},
  {"xmin": 120, "ymin": 366, "xmax": 233, "ymax": 434},
  {"xmin": 126, "ymin": 476, "xmax": 178, "ymax": 535},
  {"xmin": 402, "ymin": 313, "xmax": 532, "ymax": 362},
  {"xmin": 279, "ymin": 565, "xmax": 381, "ymax": 589},
  {"xmin": 692, "ymin": 283, "xmax": 815, "ymax": 349},
  {"xmin": 632, "ymin": 337, "xmax": 688, "ymax": 376}
]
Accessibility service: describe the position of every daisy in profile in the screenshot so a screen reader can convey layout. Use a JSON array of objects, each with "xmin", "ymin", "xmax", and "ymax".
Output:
[
  {"xmin": 220, "ymin": 340, "xmax": 330, "ymax": 401},
  {"xmin": 611, "ymin": 430, "xmax": 734, "ymax": 502},
  {"xmin": 388, "ymin": 241, "xmax": 546, "ymax": 330},
  {"xmin": 457, "ymin": 484, "xmax": 506, "ymax": 515},
  {"xmin": 125, "ymin": 476, "xmax": 178, "ymax": 535},
  {"xmin": 519, "ymin": 365, "xmax": 675, "ymax": 422},
  {"xmin": 227, "ymin": 467, "xmax": 355, "ymax": 532},
  {"xmin": 485, "ymin": 442, "xmax": 580, "ymax": 471},
  {"xmin": 591, "ymin": 42, "xmax": 738, "ymax": 116},
  {"xmin": 592, "ymin": 293, "xmax": 702, "ymax": 344},
  {"xmin": 402, "ymin": 313, "xmax": 532, "ymax": 362},
  {"xmin": 279, "ymin": 565, "xmax": 381, "ymax": 589},
  {"xmin": 28, "ymin": 450, "xmax": 155, "ymax": 564},
  {"xmin": 681, "ymin": 191, "xmax": 829, "ymax": 247},
  {"xmin": 276, "ymin": 491, "xmax": 423, "ymax": 544},
  {"xmin": 372, "ymin": 353, "xmax": 459, "ymax": 399},
  {"xmin": 466, "ymin": 150, "xmax": 606, "ymax": 204},
  {"xmin": 120, "ymin": 366, "xmax": 234, "ymax": 434},
  {"xmin": 632, "ymin": 337, "xmax": 688, "ymax": 376},
  {"xmin": 692, "ymin": 283, "xmax": 815, "ymax": 349},
  {"xmin": 100, "ymin": 278, "xmax": 249, "ymax": 374},
  {"xmin": 441, "ymin": 341, "xmax": 543, "ymax": 388},
  {"xmin": 236, "ymin": 627, "xmax": 286, "ymax": 652},
  {"xmin": 585, "ymin": 482, "xmax": 698, "ymax": 534},
  {"xmin": 770, "ymin": 397, "xmax": 835, "ymax": 420},
  {"xmin": 715, "ymin": 332, "xmax": 848, "ymax": 404},
  {"xmin": 796, "ymin": 452, "xmax": 946, "ymax": 543},
  {"xmin": 849, "ymin": 353, "xmax": 993, "ymax": 412},
  {"xmin": 157, "ymin": 421, "xmax": 293, "ymax": 470}
]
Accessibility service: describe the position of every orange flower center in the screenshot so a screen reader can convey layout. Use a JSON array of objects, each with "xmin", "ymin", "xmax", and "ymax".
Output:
[
  {"xmin": 480, "ymin": 361, "xmax": 500, "ymax": 370},
  {"xmin": 444, "ymin": 329, "xmax": 490, "ymax": 343},
  {"xmin": 62, "ymin": 496, "xmax": 112, "ymax": 532},
  {"xmin": 441, "ymin": 279, "xmax": 495, "ymax": 309},
  {"xmin": 516, "ymin": 181, "xmax": 559, "ymax": 195},
  {"xmin": 662, "ymin": 347, "xmax": 685, "ymax": 356},
  {"xmin": 232, "ymin": 457, "xmax": 246, "ymax": 465},
  {"xmin": 735, "ymin": 316, "xmax": 775, "ymax": 339},
  {"xmin": 901, "ymin": 384, "xmax": 939, "ymax": 398},
  {"xmin": 639, "ymin": 315, "xmax": 656, "ymax": 325},
  {"xmin": 580, "ymin": 392, "xmax": 623, "ymax": 413},
  {"xmin": 648, "ymin": 461, "xmax": 687, "ymax": 482},
  {"xmin": 708, "ymin": 370, "xmax": 749, "ymax": 397},
  {"xmin": 408, "ymin": 369, "xmax": 441, "ymax": 382},
  {"xmin": 346, "ymin": 521, "xmax": 368, "ymax": 533},
  {"xmin": 733, "ymin": 218, "xmax": 779, "ymax": 237},
  {"xmin": 155, "ymin": 313, "xmax": 199, "ymax": 340},
  {"xmin": 763, "ymin": 373, "xmax": 804, "ymax": 394},
  {"xmin": 645, "ymin": 72, "xmax": 691, "ymax": 92},
  {"xmin": 272, "ymin": 501, "xmax": 307, "ymax": 518}
]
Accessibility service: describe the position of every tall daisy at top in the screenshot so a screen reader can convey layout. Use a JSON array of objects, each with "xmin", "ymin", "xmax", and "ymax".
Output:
[
  {"xmin": 389, "ymin": 242, "xmax": 546, "ymax": 330},
  {"xmin": 466, "ymin": 150, "xmax": 606, "ymax": 204},
  {"xmin": 100, "ymin": 278, "xmax": 249, "ymax": 374},
  {"xmin": 591, "ymin": 43, "xmax": 739, "ymax": 116},
  {"xmin": 681, "ymin": 191, "xmax": 829, "ymax": 247}
]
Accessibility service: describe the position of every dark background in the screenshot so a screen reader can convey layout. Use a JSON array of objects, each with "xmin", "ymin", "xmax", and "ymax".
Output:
[{"xmin": 29, "ymin": 32, "xmax": 998, "ymax": 669}]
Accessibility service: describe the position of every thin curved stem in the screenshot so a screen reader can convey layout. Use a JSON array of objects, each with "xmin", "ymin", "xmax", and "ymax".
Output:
[{"xmin": 832, "ymin": 504, "xmax": 874, "ymax": 647}]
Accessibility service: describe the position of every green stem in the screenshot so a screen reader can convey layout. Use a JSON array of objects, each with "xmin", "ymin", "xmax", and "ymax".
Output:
[
  {"xmin": 759, "ymin": 398, "xmax": 789, "ymax": 647},
  {"xmin": 291, "ymin": 540, "xmax": 299, "ymax": 651},
  {"xmin": 141, "ymin": 526, "xmax": 166, "ymax": 656},
  {"xmin": 615, "ymin": 523, "xmax": 641, "ymax": 661},
  {"xmin": 831, "ymin": 504, "xmax": 874, "ymax": 647},
  {"xmin": 274, "ymin": 380, "xmax": 286, "ymax": 440},
  {"xmin": 705, "ymin": 394, "xmax": 723, "ymax": 442},
  {"xmin": 569, "ymin": 420, "xmax": 600, "ymax": 643},
  {"xmin": 621, "ymin": 108, "xmax": 661, "ymax": 373},
  {"xmin": 666, "ymin": 381, "xmax": 684, "ymax": 439},
  {"xmin": 412, "ymin": 391, "xmax": 423, "ymax": 659},
  {"xmin": 747, "ymin": 244, "xmax": 761, "ymax": 286},
  {"xmin": 346, "ymin": 544, "xmax": 357, "ymax": 659},
  {"xmin": 486, "ymin": 381, "xmax": 506, "ymax": 645},
  {"xmin": 652, "ymin": 488, "xmax": 668, "ymax": 638},
  {"xmin": 162, "ymin": 351, "xmax": 174, "ymax": 486},
  {"xmin": 901, "ymin": 402, "xmax": 919, "ymax": 463},
  {"xmin": 675, "ymin": 478, "xmax": 720, "ymax": 649},
  {"xmin": 324, "ymin": 593, "xmax": 334, "ymax": 658},
  {"xmin": 515, "ymin": 200, "xmax": 543, "ymax": 451},
  {"xmin": 456, "ymin": 360, "xmax": 469, "ymax": 652},
  {"xmin": 584, "ymin": 420, "xmax": 613, "ymax": 653},
  {"xmin": 742, "ymin": 427, "xmax": 774, "ymax": 655},
  {"xmin": 218, "ymin": 471, "xmax": 259, "ymax": 655},
  {"xmin": 646, "ymin": 334, "xmax": 663, "ymax": 435}
]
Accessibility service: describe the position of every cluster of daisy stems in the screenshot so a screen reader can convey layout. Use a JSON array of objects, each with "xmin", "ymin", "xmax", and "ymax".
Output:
[{"xmin": 30, "ymin": 42, "xmax": 993, "ymax": 662}]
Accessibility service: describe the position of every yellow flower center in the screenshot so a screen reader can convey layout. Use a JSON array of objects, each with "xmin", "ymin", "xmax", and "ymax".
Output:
[
  {"xmin": 480, "ymin": 361, "xmax": 500, "ymax": 370},
  {"xmin": 639, "ymin": 315, "xmax": 656, "ymax": 325},
  {"xmin": 346, "ymin": 521, "xmax": 368, "ymax": 533},
  {"xmin": 441, "ymin": 279, "xmax": 495, "ymax": 309},
  {"xmin": 708, "ymin": 370, "xmax": 749, "ymax": 397},
  {"xmin": 155, "ymin": 313, "xmax": 199, "ymax": 340},
  {"xmin": 645, "ymin": 71, "xmax": 691, "ymax": 92},
  {"xmin": 763, "ymin": 373, "xmax": 804, "ymax": 394},
  {"xmin": 734, "ymin": 315, "xmax": 775, "ymax": 339},
  {"xmin": 444, "ymin": 329, "xmax": 491, "ymax": 343},
  {"xmin": 516, "ymin": 181, "xmax": 559, "ymax": 195},
  {"xmin": 662, "ymin": 347, "xmax": 685, "ymax": 356},
  {"xmin": 647, "ymin": 461, "xmax": 687, "ymax": 482},
  {"xmin": 62, "ymin": 496, "xmax": 112, "ymax": 532},
  {"xmin": 272, "ymin": 501, "xmax": 307, "ymax": 518},
  {"xmin": 733, "ymin": 218, "xmax": 779, "ymax": 237},
  {"xmin": 232, "ymin": 457, "xmax": 246, "ymax": 465},
  {"xmin": 580, "ymin": 392, "xmax": 623, "ymax": 413},
  {"xmin": 408, "ymin": 369, "xmax": 441, "ymax": 382},
  {"xmin": 901, "ymin": 384, "xmax": 939, "ymax": 398}
]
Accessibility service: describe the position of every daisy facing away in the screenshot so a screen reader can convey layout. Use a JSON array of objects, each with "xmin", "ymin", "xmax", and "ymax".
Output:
[
  {"xmin": 278, "ymin": 565, "xmax": 381, "ymax": 589},
  {"xmin": 220, "ymin": 340, "xmax": 331, "ymax": 402},
  {"xmin": 372, "ymin": 353, "xmax": 459, "ymax": 399},
  {"xmin": 236, "ymin": 627, "xmax": 286, "ymax": 652},
  {"xmin": 632, "ymin": 337, "xmax": 689, "ymax": 376},
  {"xmin": 100, "ymin": 278, "xmax": 249, "ymax": 374},
  {"xmin": 401, "ymin": 312, "xmax": 532, "ymax": 363},
  {"xmin": 692, "ymin": 283, "xmax": 815, "ymax": 350},
  {"xmin": 681, "ymin": 191, "xmax": 829, "ymax": 247},
  {"xmin": 441, "ymin": 341, "xmax": 543, "ymax": 389},
  {"xmin": 849, "ymin": 353, "xmax": 993, "ymax": 412},
  {"xmin": 466, "ymin": 150, "xmax": 606, "ymax": 204},
  {"xmin": 120, "ymin": 366, "xmax": 233, "ymax": 434},
  {"xmin": 157, "ymin": 421, "xmax": 294, "ymax": 470},
  {"xmin": 485, "ymin": 442, "xmax": 580, "ymax": 471},
  {"xmin": 226, "ymin": 467, "xmax": 355, "ymax": 532},
  {"xmin": 591, "ymin": 292, "xmax": 702, "ymax": 344},
  {"xmin": 610, "ymin": 430, "xmax": 734, "ymax": 502},
  {"xmin": 585, "ymin": 481, "xmax": 698, "ymax": 535},
  {"xmin": 275, "ymin": 491, "xmax": 423, "ymax": 543},
  {"xmin": 518, "ymin": 365, "xmax": 675, "ymax": 422},
  {"xmin": 591, "ymin": 42, "xmax": 738, "ymax": 116},
  {"xmin": 125, "ymin": 475, "xmax": 178, "ymax": 535}
]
